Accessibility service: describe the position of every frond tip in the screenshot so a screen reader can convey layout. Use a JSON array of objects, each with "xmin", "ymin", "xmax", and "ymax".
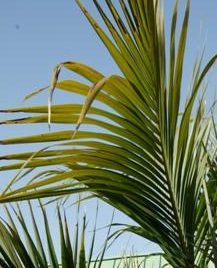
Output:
[
  {"xmin": 48, "ymin": 63, "xmax": 64, "ymax": 129},
  {"xmin": 72, "ymin": 75, "xmax": 112, "ymax": 139}
]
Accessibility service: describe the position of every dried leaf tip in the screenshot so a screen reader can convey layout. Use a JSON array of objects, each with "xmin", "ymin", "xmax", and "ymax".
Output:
[
  {"xmin": 48, "ymin": 63, "xmax": 64, "ymax": 130},
  {"xmin": 71, "ymin": 75, "xmax": 111, "ymax": 139}
]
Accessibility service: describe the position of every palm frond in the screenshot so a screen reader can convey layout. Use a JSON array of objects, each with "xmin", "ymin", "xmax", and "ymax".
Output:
[
  {"xmin": 0, "ymin": 200, "xmax": 118, "ymax": 268},
  {"xmin": 0, "ymin": 1, "xmax": 217, "ymax": 267}
]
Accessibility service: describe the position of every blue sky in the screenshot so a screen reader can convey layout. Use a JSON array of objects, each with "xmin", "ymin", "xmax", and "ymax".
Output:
[
  {"xmin": 1, "ymin": 0, "xmax": 217, "ymax": 258},
  {"xmin": 1, "ymin": 1, "xmax": 217, "ymax": 109},
  {"xmin": 1, "ymin": 1, "xmax": 216, "ymax": 108}
]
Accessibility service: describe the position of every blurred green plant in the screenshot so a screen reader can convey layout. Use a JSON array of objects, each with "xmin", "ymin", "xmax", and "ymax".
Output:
[{"xmin": 0, "ymin": 200, "xmax": 114, "ymax": 268}]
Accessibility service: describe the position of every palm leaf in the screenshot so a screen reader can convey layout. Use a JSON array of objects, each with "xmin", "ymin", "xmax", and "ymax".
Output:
[
  {"xmin": 0, "ymin": 200, "xmax": 119, "ymax": 268},
  {"xmin": 1, "ymin": 0, "xmax": 217, "ymax": 267}
]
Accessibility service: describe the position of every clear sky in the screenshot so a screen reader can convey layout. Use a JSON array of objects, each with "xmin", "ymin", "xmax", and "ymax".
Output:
[{"xmin": 1, "ymin": 0, "xmax": 217, "ymax": 258}]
